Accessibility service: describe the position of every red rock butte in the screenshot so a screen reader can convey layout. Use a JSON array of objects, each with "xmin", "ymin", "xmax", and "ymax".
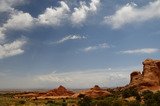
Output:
[
  {"xmin": 14, "ymin": 58, "xmax": 160, "ymax": 99},
  {"xmin": 127, "ymin": 59, "xmax": 160, "ymax": 91},
  {"xmin": 14, "ymin": 85, "xmax": 75, "ymax": 99},
  {"xmin": 72, "ymin": 85, "xmax": 111, "ymax": 98},
  {"xmin": 41, "ymin": 85, "xmax": 74, "ymax": 97}
]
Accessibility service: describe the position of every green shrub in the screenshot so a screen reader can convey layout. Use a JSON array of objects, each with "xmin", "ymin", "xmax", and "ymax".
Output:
[
  {"xmin": 78, "ymin": 94, "xmax": 86, "ymax": 98},
  {"xmin": 111, "ymin": 90, "xmax": 122, "ymax": 98},
  {"xmin": 122, "ymin": 88, "xmax": 141, "ymax": 101},
  {"xmin": 18, "ymin": 100, "xmax": 26, "ymax": 104},
  {"xmin": 91, "ymin": 97, "xmax": 124, "ymax": 106},
  {"xmin": 112, "ymin": 100, "xmax": 123, "ymax": 106},
  {"xmin": 153, "ymin": 91, "xmax": 160, "ymax": 105},
  {"xmin": 127, "ymin": 100, "xmax": 140, "ymax": 106},
  {"xmin": 91, "ymin": 97, "xmax": 114, "ymax": 106},
  {"xmin": 46, "ymin": 100, "xmax": 56, "ymax": 106},
  {"xmin": 78, "ymin": 95, "xmax": 91, "ymax": 106},
  {"xmin": 62, "ymin": 99, "xmax": 67, "ymax": 106},
  {"xmin": 96, "ymin": 100, "xmax": 111, "ymax": 106},
  {"xmin": 142, "ymin": 90, "xmax": 154, "ymax": 105}
]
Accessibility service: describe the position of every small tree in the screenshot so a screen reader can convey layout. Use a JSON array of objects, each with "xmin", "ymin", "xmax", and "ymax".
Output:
[
  {"xmin": 142, "ymin": 90, "xmax": 155, "ymax": 106},
  {"xmin": 127, "ymin": 100, "xmax": 140, "ymax": 106},
  {"xmin": 46, "ymin": 100, "xmax": 55, "ymax": 106},
  {"xmin": 93, "ymin": 97, "xmax": 115, "ymax": 106},
  {"xmin": 153, "ymin": 91, "xmax": 160, "ymax": 105},
  {"xmin": 18, "ymin": 100, "xmax": 26, "ymax": 105},
  {"xmin": 112, "ymin": 100, "xmax": 123, "ymax": 106},
  {"xmin": 62, "ymin": 99, "xmax": 67, "ymax": 106},
  {"xmin": 78, "ymin": 94, "xmax": 91, "ymax": 106},
  {"xmin": 122, "ymin": 88, "xmax": 140, "ymax": 101}
]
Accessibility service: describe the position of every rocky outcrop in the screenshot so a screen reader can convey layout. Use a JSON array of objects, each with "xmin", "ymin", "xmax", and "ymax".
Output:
[
  {"xmin": 44, "ymin": 85, "xmax": 74, "ymax": 96},
  {"xmin": 37, "ymin": 85, "xmax": 75, "ymax": 99},
  {"xmin": 90, "ymin": 85, "xmax": 101, "ymax": 90},
  {"xmin": 128, "ymin": 59, "xmax": 160, "ymax": 91},
  {"xmin": 15, "ymin": 85, "xmax": 111, "ymax": 99},
  {"xmin": 14, "ymin": 59, "xmax": 160, "ymax": 99},
  {"xmin": 72, "ymin": 85, "xmax": 111, "ymax": 98},
  {"xmin": 142, "ymin": 59, "xmax": 160, "ymax": 86},
  {"xmin": 15, "ymin": 85, "xmax": 75, "ymax": 99},
  {"xmin": 130, "ymin": 71, "xmax": 142, "ymax": 86}
]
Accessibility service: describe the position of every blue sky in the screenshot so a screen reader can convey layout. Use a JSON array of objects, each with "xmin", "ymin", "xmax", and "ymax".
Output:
[{"xmin": 0, "ymin": 0, "xmax": 160, "ymax": 89}]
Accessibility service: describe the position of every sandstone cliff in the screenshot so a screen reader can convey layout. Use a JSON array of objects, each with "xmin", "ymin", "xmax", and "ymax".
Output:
[{"xmin": 128, "ymin": 59, "xmax": 160, "ymax": 91}]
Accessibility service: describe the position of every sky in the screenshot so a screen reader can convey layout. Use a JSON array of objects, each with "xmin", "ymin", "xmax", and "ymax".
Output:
[{"xmin": 0, "ymin": 0, "xmax": 160, "ymax": 89}]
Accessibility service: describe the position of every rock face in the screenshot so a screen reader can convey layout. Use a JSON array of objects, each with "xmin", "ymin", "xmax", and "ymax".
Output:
[
  {"xmin": 14, "ymin": 92, "xmax": 44, "ymax": 99},
  {"xmin": 15, "ymin": 85, "xmax": 75, "ymax": 99},
  {"xmin": 130, "ymin": 71, "xmax": 142, "ymax": 86},
  {"xmin": 142, "ymin": 59, "xmax": 160, "ymax": 86},
  {"xmin": 42, "ymin": 85, "xmax": 74, "ymax": 97},
  {"xmin": 90, "ymin": 85, "xmax": 101, "ymax": 90},
  {"xmin": 128, "ymin": 59, "xmax": 160, "ymax": 91},
  {"xmin": 72, "ymin": 85, "xmax": 111, "ymax": 98}
]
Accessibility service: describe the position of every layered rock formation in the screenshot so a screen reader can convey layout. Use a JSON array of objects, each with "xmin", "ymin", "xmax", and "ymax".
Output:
[
  {"xmin": 15, "ymin": 59, "xmax": 160, "ymax": 99},
  {"xmin": 128, "ymin": 59, "xmax": 160, "ymax": 91},
  {"xmin": 72, "ymin": 85, "xmax": 111, "ymax": 98},
  {"xmin": 14, "ymin": 92, "xmax": 43, "ymax": 99},
  {"xmin": 129, "ymin": 71, "xmax": 143, "ymax": 86},
  {"xmin": 44, "ymin": 85, "xmax": 74, "ymax": 96},
  {"xmin": 142, "ymin": 59, "xmax": 160, "ymax": 86},
  {"xmin": 15, "ymin": 85, "xmax": 111, "ymax": 99},
  {"xmin": 15, "ymin": 85, "xmax": 75, "ymax": 99},
  {"xmin": 37, "ymin": 85, "xmax": 75, "ymax": 99}
]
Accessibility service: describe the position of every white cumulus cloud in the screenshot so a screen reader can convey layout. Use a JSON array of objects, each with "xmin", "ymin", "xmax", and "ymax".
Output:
[
  {"xmin": 120, "ymin": 48, "xmax": 159, "ymax": 54},
  {"xmin": 71, "ymin": 0, "xmax": 100, "ymax": 25},
  {"xmin": 0, "ymin": 28, "xmax": 6, "ymax": 41},
  {"xmin": 0, "ymin": 0, "xmax": 26, "ymax": 12},
  {"xmin": 38, "ymin": 0, "xmax": 100, "ymax": 26},
  {"xmin": 3, "ymin": 10, "xmax": 34, "ymax": 30},
  {"xmin": 0, "ymin": 10, "xmax": 32, "ymax": 59},
  {"xmin": 0, "ymin": 0, "xmax": 100, "ymax": 59},
  {"xmin": 104, "ymin": 0, "xmax": 160, "ymax": 29},
  {"xmin": 0, "ymin": 10, "xmax": 30, "ymax": 59},
  {"xmin": 0, "ymin": 38, "xmax": 27, "ymax": 59},
  {"xmin": 0, "ymin": 10, "xmax": 34, "ymax": 41},
  {"xmin": 38, "ymin": 1, "xmax": 70, "ymax": 26}
]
